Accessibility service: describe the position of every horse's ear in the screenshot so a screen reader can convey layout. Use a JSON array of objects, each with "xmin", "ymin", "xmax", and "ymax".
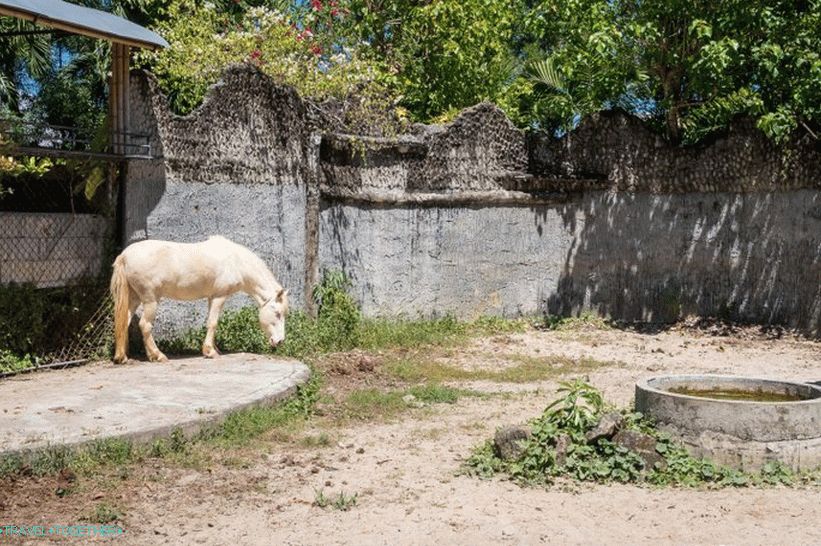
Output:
[{"xmin": 276, "ymin": 288, "xmax": 286, "ymax": 303}]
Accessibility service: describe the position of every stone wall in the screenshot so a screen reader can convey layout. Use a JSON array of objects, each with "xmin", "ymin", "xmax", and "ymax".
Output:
[
  {"xmin": 125, "ymin": 67, "xmax": 821, "ymax": 337},
  {"xmin": 529, "ymin": 110, "xmax": 821, "ymax": 193}
]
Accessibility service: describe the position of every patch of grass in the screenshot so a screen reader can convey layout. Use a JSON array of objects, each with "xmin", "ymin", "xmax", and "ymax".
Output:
[
  {"xmin": 539, "ymin": 312, "xmax": 613, "ymax": 332},
  {"xmin": 201, "ymin": 373, "xmax": 321, "ymax": 447},
  {"xmin": 385, "ymin": 353, "xmax": 618, "ymax": 384},
  {"xmin": 313, "ymin": 488, "xmax": 357, "ymax": 511},
  {"xmin": 300, "ymin": 432, "xmax": 333, "ymax": 448},
  {"xmin": 83, "ymin": 502, "xmax": 123, "ymax": 524},
  {"xmin": 357, "ymin": 315, "xmax": 528, "ymax": 352},
  {"xmin": 407, "ymin": 383, "xmax": 464, "ymax": 404},
  {"xmin": 333, "ymin": 491, "xmax": 358, "ymax": 511},
  {"xmin": 313, "ymin": 488, "xmax": 331, "ymax": 508},
  {"xmin": 340, "ymin": 388, "xmax": 406, "ymax": 421},
  {"xmin": 337, "ymin": 384, "xmax": 478, "ymax": 422}
]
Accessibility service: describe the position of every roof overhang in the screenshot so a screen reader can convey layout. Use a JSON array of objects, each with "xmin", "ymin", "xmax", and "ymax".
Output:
[{"xmin": 0, "ymin": 0, "xmax": 168, "ymax": 50}]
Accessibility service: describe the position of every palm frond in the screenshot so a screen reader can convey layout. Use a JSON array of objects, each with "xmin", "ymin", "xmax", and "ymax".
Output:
[{"xmin": 527, "ymin": 57, "xmax": 567, "ymax": 95}]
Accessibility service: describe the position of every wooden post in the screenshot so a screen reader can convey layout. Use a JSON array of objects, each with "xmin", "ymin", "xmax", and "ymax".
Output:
[{"xmin": 109, "ymin": 43, "xmax": 130, "ymax": 155}]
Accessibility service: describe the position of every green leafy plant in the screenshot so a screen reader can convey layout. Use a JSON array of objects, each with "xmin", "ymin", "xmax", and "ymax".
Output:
[
  {"xmin": 465, "ymin": 381, "xmax": 812, "ymax": 488},
  {"xmin": 314, "ymin": 488, "xmax": 358, "ymax": 511}
]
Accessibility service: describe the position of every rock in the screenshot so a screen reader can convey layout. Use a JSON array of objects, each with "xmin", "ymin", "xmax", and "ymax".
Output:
[
  {"xmin": 585, "ymin": 412, "xmax": 624, "ymax": 443},
  {"xmin": 402, "ymin": 394, "xmax": 425, "ymax": 408},
  {"xmin": 554, "ymin": 433, "xmax": 571, "ymax": 467},
  {"xmin": 613, "ymin": 430, "xmax": 667, "ymax": 471},
  {"xmin": 493, "ymin": 425, "xmax": 532, "ymax": 462}
]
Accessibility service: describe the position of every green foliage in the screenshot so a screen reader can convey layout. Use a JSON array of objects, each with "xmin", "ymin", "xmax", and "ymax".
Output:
[
  {"xmin": 464, "ymin": 381, "xmax": 812, "ymax": 488},
  {"xmin": 205, "ymin": 372, "xmax": 321, "ymax": 446},
  {"xmin": 388, "ymin": 0, "xmax": 521, "ymax": 121},
  {"xmin": 0, "ymin": 350, "xmax": 36, "ymax": 374},
  {"xmin": 515, "ymin": 0, "xmax": 821, "ymax": 142},
  {"xmin": 0, "ymin": 283, "xmax": 106, "ymax": 365},
  {"xmin": 339, "ymin": 383, "xmax": 475, "ymax": 421},
  {"xmin": 314, "ymin": 489, "xmax": 358, "ymax": 511},
  {"xmin": 138, "ymin": 1, "xmax": 393, "ymax": 117},
  {"xmin": 84, "ymin": 502, "xmax": 123, "ymax": 524}
]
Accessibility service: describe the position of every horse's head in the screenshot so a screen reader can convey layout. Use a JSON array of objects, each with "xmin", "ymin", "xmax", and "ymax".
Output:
[{"xmin": 259, "ymin": 288, "xmax": 289, "ymax": 348}]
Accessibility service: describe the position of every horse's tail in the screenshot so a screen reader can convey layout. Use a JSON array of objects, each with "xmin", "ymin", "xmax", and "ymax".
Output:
[{"xmin": 110, "ymin": 254, "xmax": 130, "ymax": 363}]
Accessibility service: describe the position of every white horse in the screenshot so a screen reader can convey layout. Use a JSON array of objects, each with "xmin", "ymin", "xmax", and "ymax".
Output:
[{"xmin": 110, "ymin": 236, "xmax": 289, "ymax": 363}]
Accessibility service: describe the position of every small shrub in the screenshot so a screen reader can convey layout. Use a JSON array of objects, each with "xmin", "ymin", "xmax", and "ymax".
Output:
[
  {"xmin": 333, "ymin": 491, "xmax": 358, "ymax": 511},
  {"xmin": 313, "ymin": 488, "xmax": 357, "ymax": 511},
  {"xmin": 0, "ymin": 282, "xmax": 107, "ymax": 362},
  {"xmin": 0, "ymin": 350, "xmax": 36, "ymax": 374},
  {"xmin": 313, "ymin": 488, "xmax": 330, "ymax": 508},
  {"xmin": 464, "ymin": 380, "xmax": 810, "ymax": 488},
  {"xmin": 85, "ymin": 502, "xmax": 122, "ymax": 524},
  {"xmin": 313, "ymin": 270, "xmax": 361, "ymax": 351}
]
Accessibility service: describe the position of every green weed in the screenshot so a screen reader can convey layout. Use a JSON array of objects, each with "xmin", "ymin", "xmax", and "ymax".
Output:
[
  {"xmin": 84, "ymin": 502, "xmax": 123, "ymax": 524},
  {"xmin": 313, "ymin": 488, "xmax": 358, "ymax": 511},
  {"xmin": 464, "ymin": 380, "xmax": 818, "ymax": 488}
]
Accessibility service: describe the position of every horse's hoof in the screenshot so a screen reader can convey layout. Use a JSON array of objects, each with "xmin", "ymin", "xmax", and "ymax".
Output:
[
  {"xmin": 151, "ymin": 353, "xmax": 169, "ymax": 363},
  {"xmin": 203, "ymin": 349, "xmax": 219, "ymax": 359},
  {"xmin": 113, "ymin": 354, "xmax": 127, "ymax": 364}
]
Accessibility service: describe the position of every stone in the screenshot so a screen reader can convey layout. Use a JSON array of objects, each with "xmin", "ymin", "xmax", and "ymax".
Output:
[
  {"xmin": 585, "ymin": 412, "xmax": 624, "ymax": 443},
  {"xmin": 613, "ymin": 430, "xmax": 667, "ymax": 471},
  {"xmin": 493, "ymin": 425, "xmax": 532, "ymax": 462},
  {"xmin": 554, "ymin": 434, "xmax": 571, "ymax": 467},
  {"xmin": 402, "ymin": 394, "xmax": 425, "ymax": 408}
]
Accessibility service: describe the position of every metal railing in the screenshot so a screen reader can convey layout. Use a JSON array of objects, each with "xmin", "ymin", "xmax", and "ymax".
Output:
[{"xmin": 0, "ymin": 117, "xmax": 153, "ymax": 159}]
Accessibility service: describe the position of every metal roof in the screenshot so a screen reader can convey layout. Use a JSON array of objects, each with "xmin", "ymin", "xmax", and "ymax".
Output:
[{"xmin": 0, "ymin": 0, "xmax": 168, "ymax": 49}]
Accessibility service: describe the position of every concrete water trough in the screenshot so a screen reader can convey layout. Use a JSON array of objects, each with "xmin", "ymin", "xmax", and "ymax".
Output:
[{"xmin": 635, "ymin": 375, "xmax": 821, "ymax": 471}]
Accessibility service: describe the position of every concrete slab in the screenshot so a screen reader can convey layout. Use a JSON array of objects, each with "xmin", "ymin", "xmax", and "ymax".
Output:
[{"xmin": 0, "ymin": 353, "xmax": 310, "ymax": 455}]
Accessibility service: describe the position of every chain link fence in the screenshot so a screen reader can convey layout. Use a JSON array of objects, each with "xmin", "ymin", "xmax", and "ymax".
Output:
[{"xmin": 0, "ymin": 212, "xmax": 114, "ymax": 377}]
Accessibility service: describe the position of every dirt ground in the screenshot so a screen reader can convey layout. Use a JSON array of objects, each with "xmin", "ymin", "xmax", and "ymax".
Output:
[{"xmin": 3, "ymin": 325, "xmax": 821, "ymax": 545}]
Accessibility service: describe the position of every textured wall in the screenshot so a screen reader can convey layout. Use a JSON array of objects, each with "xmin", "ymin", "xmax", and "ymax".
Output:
[
  {"xmin": 529, "ymin": 110, "xmax": 821, "ymax": 193},
  {"xmin": 125, "ymin": 66, "xmax": 821, "ymax": 337},
  {"xmin": 320, "ymin": 192, "xmax": 820, "ymax": 336}
]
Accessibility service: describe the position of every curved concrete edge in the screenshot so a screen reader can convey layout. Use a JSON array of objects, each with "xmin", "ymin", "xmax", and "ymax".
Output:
[
  {"xmin": 668, "ymin": 427, "xmax": 821, "ymax": 472},
  {"xmin": 97, "ymin": 364, "xmax": 313, "ymax": 451},
  {"xmin": 0, "ymin": 355, "xmax": 312, "ymax": 461},
  {"xmin": 636, "ymin": 375, "xmax": 821, "ymax": 442}
]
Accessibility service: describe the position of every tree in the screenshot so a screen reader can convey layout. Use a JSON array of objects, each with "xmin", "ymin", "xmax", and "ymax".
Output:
[{"xmin": 517, "ymin": 0, "xmax": 821, "ymax": 142}]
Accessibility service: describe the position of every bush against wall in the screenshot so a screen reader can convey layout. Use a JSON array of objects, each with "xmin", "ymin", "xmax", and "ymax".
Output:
[{"xmin": 138, "ymin": 1, "xmax": 395, "ymax": 119}]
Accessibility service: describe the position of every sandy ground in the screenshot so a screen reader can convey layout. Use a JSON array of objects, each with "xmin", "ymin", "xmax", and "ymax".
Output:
[{"xmin": 3, "ymin": 326, "xmax": 821, "ymax": 545}]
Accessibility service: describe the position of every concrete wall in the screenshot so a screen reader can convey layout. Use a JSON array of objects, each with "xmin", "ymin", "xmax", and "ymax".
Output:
[
  {"xmin": 0, "ymin": 212, "xmax": 107, "ymax": 288},
  {"xmin": 320, "ymin": 191, "xmax": 820, "ymax": 335},
  {"xmin": 125, "ymin": 67, "xmax": 821, "ymax": 338}
]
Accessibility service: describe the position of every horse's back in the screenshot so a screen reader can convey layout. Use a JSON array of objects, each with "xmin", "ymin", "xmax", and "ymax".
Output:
[{"xmin": 120, "ymin": 237, "xmax": 245, "ymax": 300}]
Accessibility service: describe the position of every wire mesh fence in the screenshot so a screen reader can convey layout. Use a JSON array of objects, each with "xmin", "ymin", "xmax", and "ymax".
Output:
[{"xmin": 0, "ymin": 211, "xmax": 114, "ymax": 377}]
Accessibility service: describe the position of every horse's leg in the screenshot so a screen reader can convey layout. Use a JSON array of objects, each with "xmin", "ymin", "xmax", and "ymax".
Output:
[
  {"xmin": 139, "ymin": 300, "xmax": 167, "ymax": 362},
  {"xmin": 202, "ymin": 296, "xmax": 226, "ymax": 358},
  {"xmin": 128, "ymin": 288, "xmax": 140, "ymax": 327}
]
